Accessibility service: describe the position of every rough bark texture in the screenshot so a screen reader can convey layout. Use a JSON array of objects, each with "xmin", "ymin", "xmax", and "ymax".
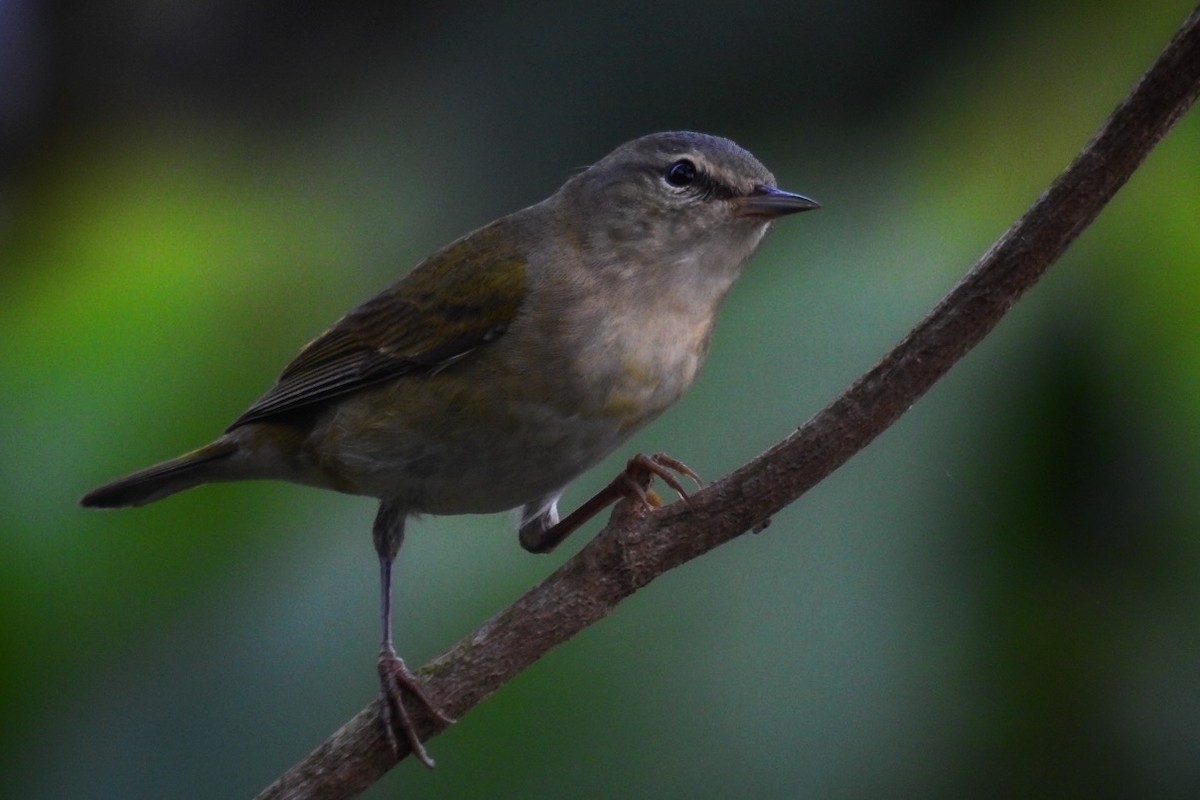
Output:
[{"xmin": 257, "ymin": 8, "xmax": 1200, "ymax": 799}]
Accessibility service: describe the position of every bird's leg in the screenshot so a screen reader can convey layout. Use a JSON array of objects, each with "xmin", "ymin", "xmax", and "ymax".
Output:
[
  {"xmin": 519, "ymin": 453, "xmax": 703, "ymax": 554},
  {"xmin": 372, "ymin": 501, "xmax": 455, "ymax": 769}
]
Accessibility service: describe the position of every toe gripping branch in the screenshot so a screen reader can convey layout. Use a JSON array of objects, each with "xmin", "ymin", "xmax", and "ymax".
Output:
[
  {"xmin": 520, "ymin": 453, "xmax": 703, "ymax": 555},
  {"xmin": 378, "ymin": 648, "xmax": 456, "ymax": 769}
]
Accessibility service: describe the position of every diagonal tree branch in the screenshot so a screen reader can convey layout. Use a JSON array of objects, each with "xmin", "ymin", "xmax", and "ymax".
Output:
[{"xmin": 257, "ymin": 8, "xmax": 1200, "ymax": 799}]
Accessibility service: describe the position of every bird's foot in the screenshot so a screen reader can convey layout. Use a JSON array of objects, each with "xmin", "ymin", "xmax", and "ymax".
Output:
[
  {"xmin": 619, "ymin": 452, "xmax": 703, "ymax": 510},
  {"xmin": 377, "ymin": 648, "xmax": 455, "ymax": 768},
  {"xmin": 520, "ymin": 452, "xmax": 703, "ymax": 554}
]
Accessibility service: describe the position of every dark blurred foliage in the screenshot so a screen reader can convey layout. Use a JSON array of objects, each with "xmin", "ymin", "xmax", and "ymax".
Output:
[{"xmin": 2, "ymin": 2, "xmax": 1198, "ymax": 798}]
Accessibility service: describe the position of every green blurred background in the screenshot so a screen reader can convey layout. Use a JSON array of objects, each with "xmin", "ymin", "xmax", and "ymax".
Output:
[{"xmin": 3, "ymin": 1, "xmax": 1199, "ymax": 797}]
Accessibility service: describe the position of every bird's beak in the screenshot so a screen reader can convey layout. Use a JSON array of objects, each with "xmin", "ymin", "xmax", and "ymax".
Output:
[{"xmin": 735, "ymin": 185, "xmax": 821, "ymax": 218}]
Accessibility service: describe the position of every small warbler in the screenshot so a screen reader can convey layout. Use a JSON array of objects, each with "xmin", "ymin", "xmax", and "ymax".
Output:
[{"xmin": 81, "ymin": 131, "xmax": 819, "ymax": 766}]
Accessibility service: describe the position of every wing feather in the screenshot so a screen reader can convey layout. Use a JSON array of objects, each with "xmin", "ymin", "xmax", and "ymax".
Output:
[{"xmin": 227, "ymin": 222, "xmax": 527, "ymax": 430}]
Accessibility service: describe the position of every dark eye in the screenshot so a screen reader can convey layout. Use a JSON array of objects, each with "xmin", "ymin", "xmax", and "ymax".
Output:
[{"xmin": 664, "ymin": 159, "xmax": 697, "ymax": 188}]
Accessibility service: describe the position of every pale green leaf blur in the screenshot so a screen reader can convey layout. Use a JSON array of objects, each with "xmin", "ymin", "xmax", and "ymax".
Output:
[{"xmin": 2, "ymin": 2, "xmax": 1199, "ymax": 798}]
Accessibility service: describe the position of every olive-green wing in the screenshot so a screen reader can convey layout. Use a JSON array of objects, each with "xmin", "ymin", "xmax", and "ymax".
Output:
[{"xmin": 227, "ymin": 228, "xmax": 526, "ymax": 430}]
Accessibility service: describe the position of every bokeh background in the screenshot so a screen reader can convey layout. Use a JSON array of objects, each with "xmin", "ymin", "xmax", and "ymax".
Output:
[{"xmin": 3, "ymin": 1, "xmax": 1199, "ymax": 797}]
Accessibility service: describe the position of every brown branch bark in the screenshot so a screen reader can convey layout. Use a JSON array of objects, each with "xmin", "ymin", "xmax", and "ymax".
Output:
[{"xmin": 257, "ymin": 8, "xmax": 1200, "ymax": 799}]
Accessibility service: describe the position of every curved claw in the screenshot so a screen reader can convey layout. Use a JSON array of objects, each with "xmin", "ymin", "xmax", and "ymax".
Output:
[{"xmin": 627, "ymin": 452, "xmax": 704, "ymax": 507}]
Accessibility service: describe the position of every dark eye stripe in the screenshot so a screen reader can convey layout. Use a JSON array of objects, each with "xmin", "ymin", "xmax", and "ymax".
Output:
[{"xmin": 698, "ymin": 173, "xmax": 737, "ymax": 201}]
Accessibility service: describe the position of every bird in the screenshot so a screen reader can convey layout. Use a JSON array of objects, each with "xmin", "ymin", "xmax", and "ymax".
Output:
[{"xmin": 80, "ymin": 130, "xmax": 819, "ymax": 766}]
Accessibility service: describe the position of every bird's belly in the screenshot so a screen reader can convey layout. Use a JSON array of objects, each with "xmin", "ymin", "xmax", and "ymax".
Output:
[{"xmin": 304, "ymin": 373, "xmax": 647, "ymax": 514}]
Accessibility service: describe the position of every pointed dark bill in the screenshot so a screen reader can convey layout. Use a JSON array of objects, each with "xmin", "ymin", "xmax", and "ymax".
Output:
[{"xmin": 735, "ymin": 185, "xmax": 821, "ymax": 218}]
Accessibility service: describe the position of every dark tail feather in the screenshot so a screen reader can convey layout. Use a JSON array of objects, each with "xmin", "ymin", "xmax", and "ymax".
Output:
[{"xmin": 80, "ymin": 440, "xmax": 238, "ymax": 508}]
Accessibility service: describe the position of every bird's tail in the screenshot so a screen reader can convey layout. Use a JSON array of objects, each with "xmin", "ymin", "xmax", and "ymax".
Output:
[{"xmin": 80, "ymin": 439, "xmax": 239, "ymax": 508}]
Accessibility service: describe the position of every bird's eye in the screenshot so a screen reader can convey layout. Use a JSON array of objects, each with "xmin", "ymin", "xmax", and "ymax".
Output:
[{"xmin": 664, "ymin": 159, "xmax": 698, "ymax": 188}]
